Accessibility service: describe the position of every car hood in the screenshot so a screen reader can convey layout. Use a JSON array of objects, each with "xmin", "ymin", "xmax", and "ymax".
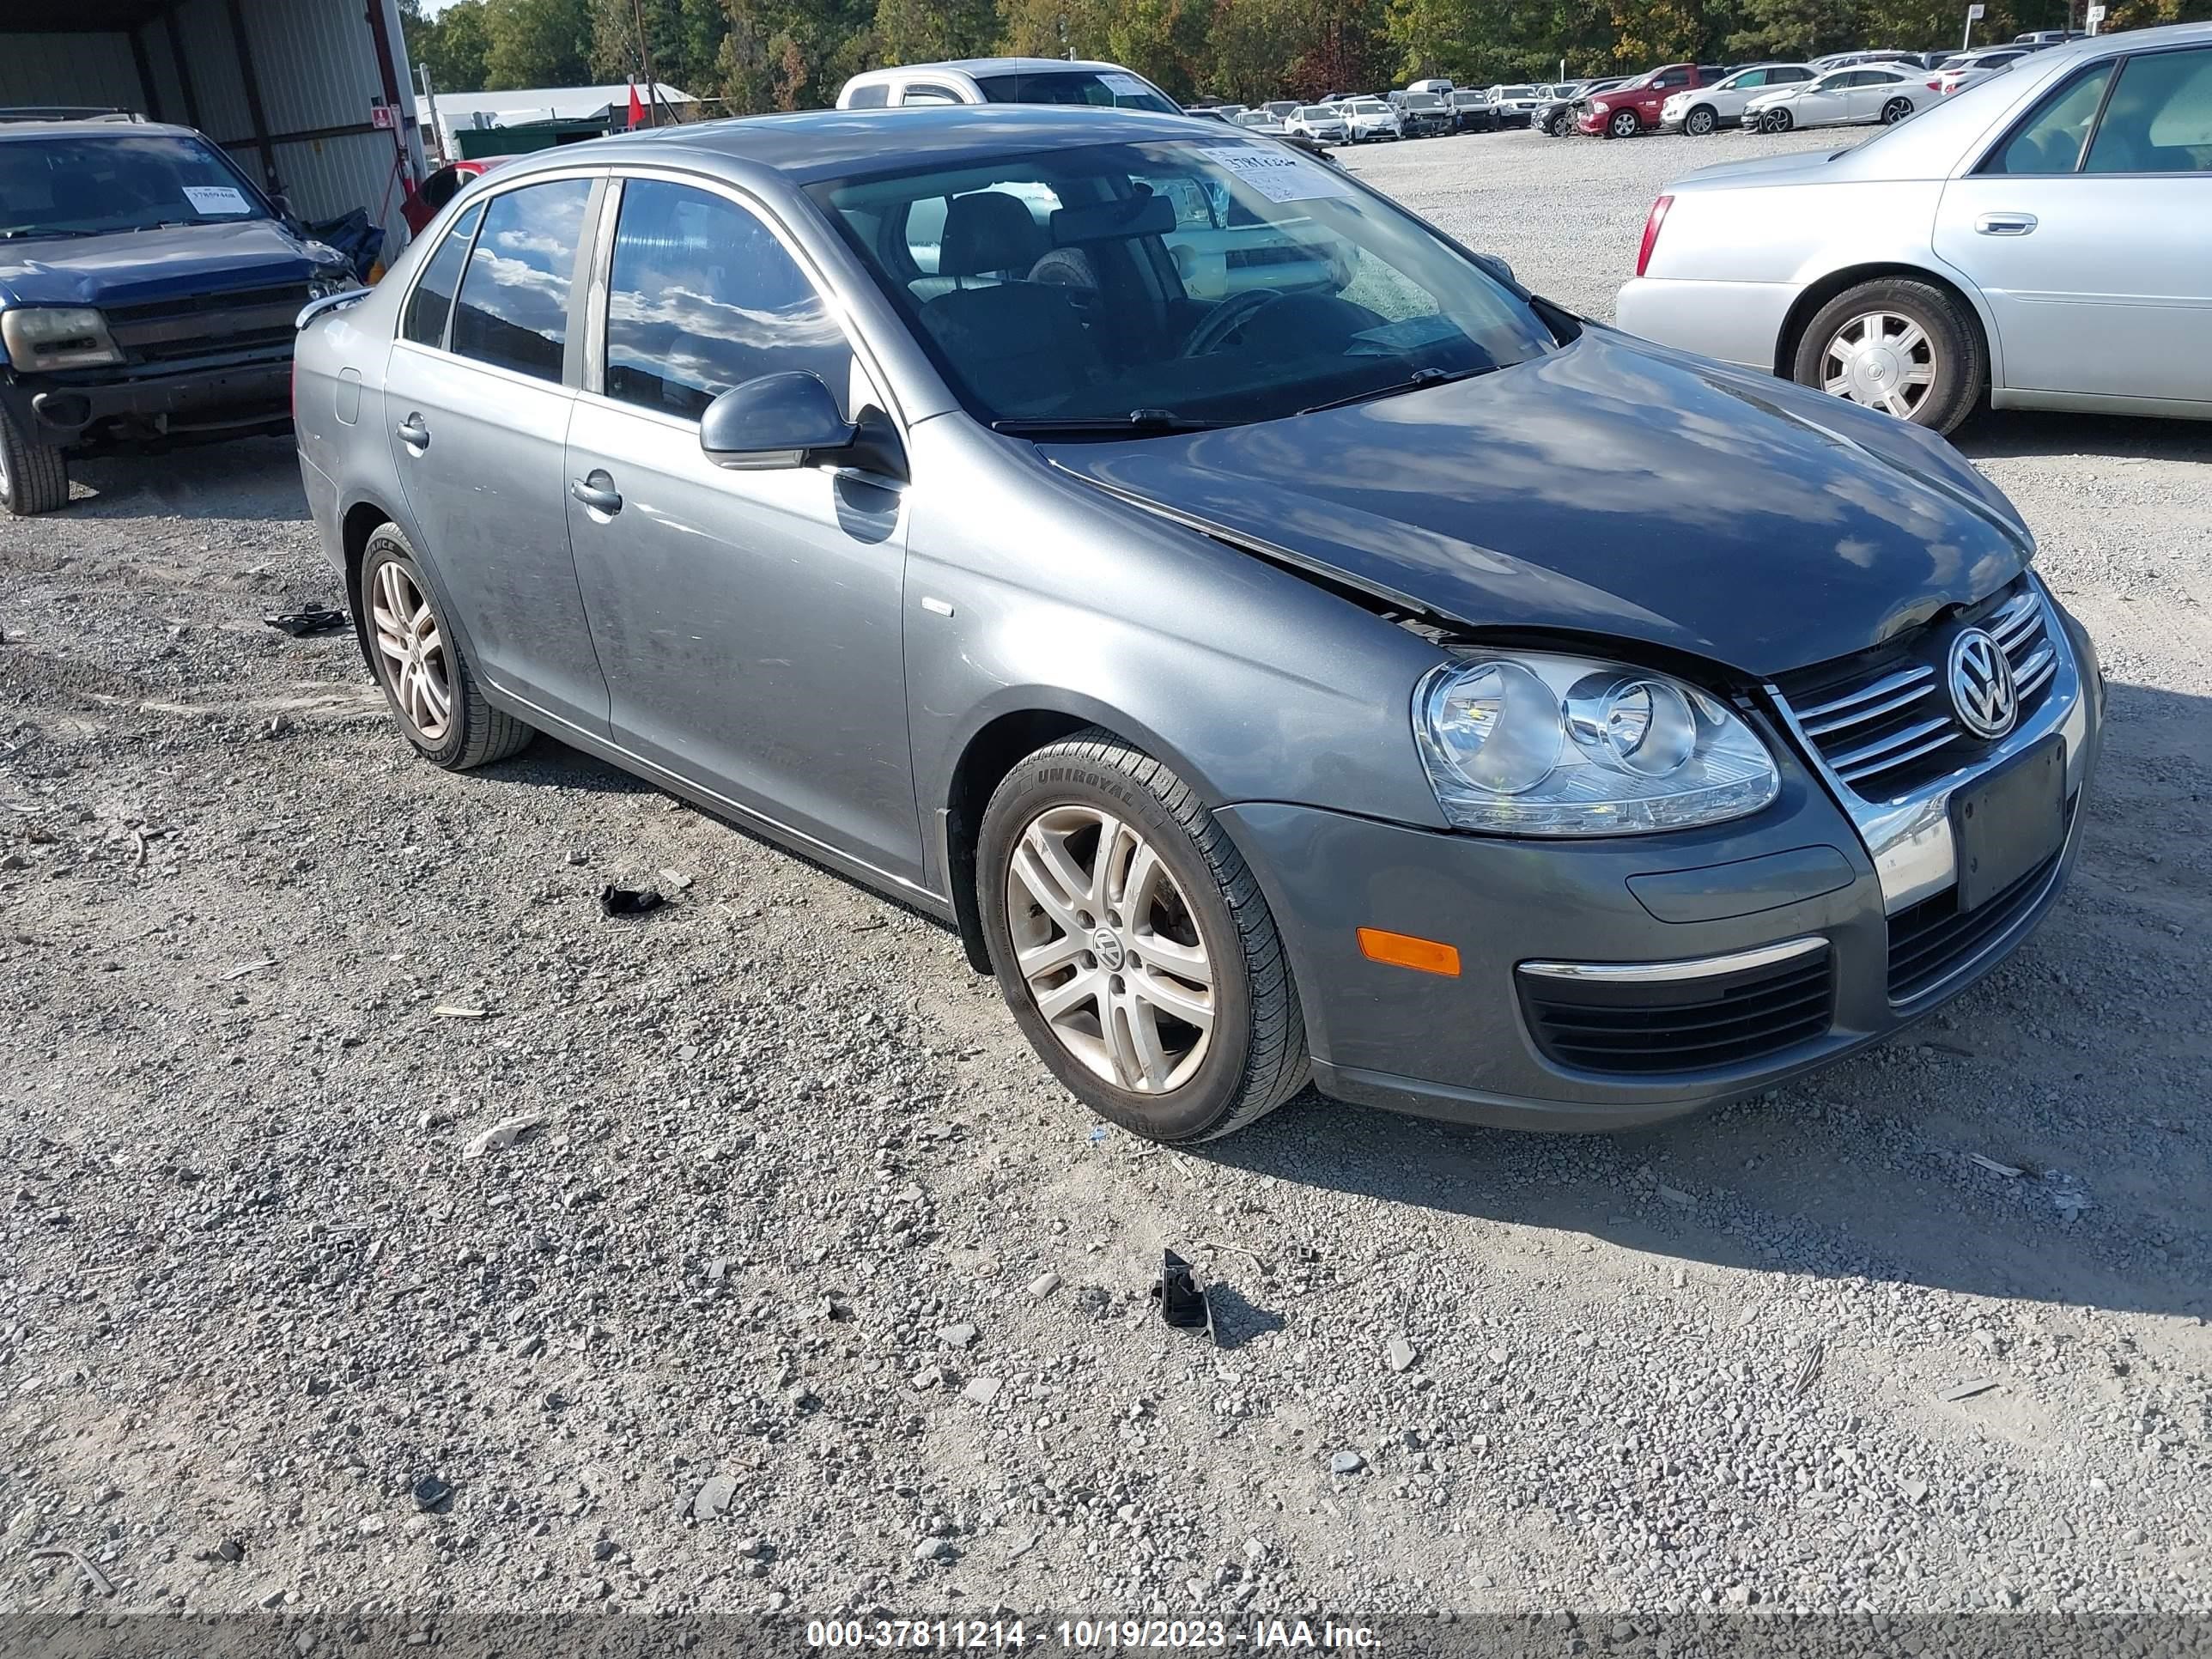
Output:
[
  {"xmin": 0, "ymin": 218, "xmax": 329, "ymax": 309},
  {"xmin": 1042, "ymin": 328, "xmax": 2033, "ymax": 678}
]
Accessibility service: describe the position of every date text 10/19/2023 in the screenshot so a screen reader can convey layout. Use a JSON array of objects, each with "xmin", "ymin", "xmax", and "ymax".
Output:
[{"xmin": 805, "ymin": 1618, "xmax": 1382, "ymax": 1649}]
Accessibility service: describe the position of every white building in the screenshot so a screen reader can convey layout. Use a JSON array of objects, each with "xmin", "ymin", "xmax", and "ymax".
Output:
[{"xmin": 423, "ymin": 82, "xmax": 696, "ymax": 158}]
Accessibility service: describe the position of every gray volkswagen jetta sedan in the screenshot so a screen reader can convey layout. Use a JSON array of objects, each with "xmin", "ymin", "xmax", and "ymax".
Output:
[{"xmin": 295, "ymin": 107, "xmax": 2103, "ymax": 1143}]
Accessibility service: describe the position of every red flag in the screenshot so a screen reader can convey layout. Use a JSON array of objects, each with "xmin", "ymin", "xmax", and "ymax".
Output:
[{"xmin": 628, "ymin": 83, "xmax": 646, "ymax": 129}]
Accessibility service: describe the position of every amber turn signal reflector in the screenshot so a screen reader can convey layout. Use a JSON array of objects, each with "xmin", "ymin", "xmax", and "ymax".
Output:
[{"xmin": 1356, "ymin": 927, "xmax": 1462, "ymax": 977}]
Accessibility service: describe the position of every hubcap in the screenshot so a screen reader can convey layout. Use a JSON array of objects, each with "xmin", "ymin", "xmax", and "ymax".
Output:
[
  {"xmin": 1006, "ymin": 805, "xmax": 1214, "ymax": 1095},
  {"xmin": 369, "ymin": 559, "xmax": 453, "ymax": 742},
  {"xmin": 1821, "ymin": 310, "xmax": 1937, "ymax": 420}
]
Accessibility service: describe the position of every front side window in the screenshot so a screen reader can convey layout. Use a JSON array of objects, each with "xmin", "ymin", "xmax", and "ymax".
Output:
[
  {"xmin": 1726, "ymin": 70, "xmax": 1770, "ymax": 89},
  {"xmin": 403, "ymin": 200, "xmax": 483, "ymax": 347},
  {"xmin": 1984, "ymin": 64, "xmax": 2115, "ymax": 173},
  {"xmin": 810, "ymin": 137, "xmax": 1558, "ymax": 432},
  {"xmin": 0, "ymin": 132, "xmax": 267, "ymax": 240},
  {"xmin": 900, "ymin": 84, "xmax": 963, "ymax": 106},
  {"xmin": 602, "ymin": 179, "xmax": 852, "ymax": 420},
  {"xmin": 2087, "ymin": 48, "xmax": 2212, "ymax": 173},
  {"xmin": 450, "ymin": 177, "xmax": 591, "ymax": 382}
]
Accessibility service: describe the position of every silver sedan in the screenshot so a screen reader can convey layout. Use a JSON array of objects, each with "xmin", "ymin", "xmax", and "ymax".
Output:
[{"xmin": 1617, "ymin": 22, "xmax": 2212, "ymax": 432}]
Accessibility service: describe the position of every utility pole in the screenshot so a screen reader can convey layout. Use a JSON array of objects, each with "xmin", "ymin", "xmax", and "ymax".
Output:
[
  {"xmin": 416, "ymin": 64, "xmax": 442, "ymax": 163},
  {"xmin": 631, "ymin": 0, "xmax": 660, "ymax": 126}
]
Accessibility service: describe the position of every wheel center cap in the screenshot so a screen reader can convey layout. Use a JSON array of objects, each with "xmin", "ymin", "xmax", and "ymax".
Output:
[{"xmin": 1092, "ymin": 930, "xmax": 1126, "ymax": 971}]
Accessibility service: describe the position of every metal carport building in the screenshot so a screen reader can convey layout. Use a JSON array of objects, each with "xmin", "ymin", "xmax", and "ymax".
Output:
[{"xmin": 2, "ymin": 0, "xmax": 426, "ymax": 253}]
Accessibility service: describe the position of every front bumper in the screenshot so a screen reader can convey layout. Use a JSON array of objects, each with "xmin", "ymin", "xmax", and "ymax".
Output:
[
  {"xmin": 3, "ymin": 348, "xmax": 292, "ymax": 449},
  {"xmin": 1218, "ymin": 605, "xmax": 2105, "ymax": 1133}
]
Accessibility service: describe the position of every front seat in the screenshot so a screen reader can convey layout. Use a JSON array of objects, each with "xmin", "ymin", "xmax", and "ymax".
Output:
[{"xmin": 939, "ymin": 191, "xmax": 1048, "ymax": 286}]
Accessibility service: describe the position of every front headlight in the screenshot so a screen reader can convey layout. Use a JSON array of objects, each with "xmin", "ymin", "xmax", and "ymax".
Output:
[
  {"xmin": 1589, "ymin": 100, "xmax": 1612, "ymax": 113},
  {"xmin": 0, "ymin": 306, "xmax": 123, "ymax": 371},
  {"xmin": 1413, "ymin": 652, "xmax": 1780, "ymax": 836}
]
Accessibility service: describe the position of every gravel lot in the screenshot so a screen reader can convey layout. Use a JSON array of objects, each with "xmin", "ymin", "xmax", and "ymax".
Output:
[{"xmin": 2, "ymin": 125, "xmax": 2207, "ymax": 1627}]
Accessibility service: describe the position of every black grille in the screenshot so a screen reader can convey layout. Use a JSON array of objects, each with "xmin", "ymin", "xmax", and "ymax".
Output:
[
  {"xmin": 1518, "ymin": 947, "xmax": 1832, "ymax": 1076},
  {"xmin": 1773, "ymin": 577, "xmax": 2060, "ymax": 800},
  {"xmin": 104, "ymin": 283, "xmax": 308, "ymax": 367},
  {"xmin": 1887, "ymin": 845, "xmax": 2062, "ymax": 1002}
]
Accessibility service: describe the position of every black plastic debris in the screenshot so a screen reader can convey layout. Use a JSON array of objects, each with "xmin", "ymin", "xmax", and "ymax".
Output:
[
  {"xmin": 412, "ymin": 1474, "xmax": 453, "ymax": 1512},
  {"xmin": 1153, "ymin": 1249, "xmax": 1214, "ymax": 1341},
  {"xmin": 264, "ymin": 608, "xmax": 349, "ymax": 637},
  {"xmin": 599, "ymin": 884, "xmax": 668, "ymax": 918}
]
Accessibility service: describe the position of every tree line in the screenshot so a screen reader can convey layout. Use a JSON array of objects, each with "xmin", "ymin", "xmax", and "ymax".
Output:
[{"xmin": 401, "ymin": 0, "xmax": 2206, "ymax": 112}]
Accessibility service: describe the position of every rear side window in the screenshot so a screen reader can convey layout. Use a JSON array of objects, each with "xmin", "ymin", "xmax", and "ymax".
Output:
[
  {"xmin": 846, "ymin": 83, "xmax": 889, "ymax": 108},
  {"xmin": 402, "ymin": 201, "xmax": 481, "ymax": 347},
  {"xmin": 900, "ymin": 83, "xmax": 963, "ymax": 106},
  {"xmin": 1774, "ymin": 66, "xmax": 1812, "ymax": 82},
  {"xmin": 601, "ymin": 179, "xmax": 853, "ymax": 420},
  {"xmin": 1984, "ymin": 64, "xmax": 2115, "ymax": 173},
  {"xmin": 451, "ymin": 178, "xmax": 592, "ymax": 382},
  {"xmin": 2086, "ymin": 47, "xmax": 2212, "ymax": 173}
]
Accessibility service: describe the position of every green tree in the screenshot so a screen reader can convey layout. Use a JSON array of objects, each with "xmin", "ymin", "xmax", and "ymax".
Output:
[
  {"xmin": 404, "ymin": 0, "xmax": 494, "ymax": 93},
  {"xmin": 1209, "ymin": 0, "xmax": 1309, "ymax": 100},
  {"xmin": 999, "ymin": 0, "xmax": 1109, "ymax": 57},
  {"xmin": 481, "ymin": 0, "xmax": 594, "ymax": 88},
  {"xmin": 874, "ymin": 0, "xmax": 1000, "ymax": 64}
]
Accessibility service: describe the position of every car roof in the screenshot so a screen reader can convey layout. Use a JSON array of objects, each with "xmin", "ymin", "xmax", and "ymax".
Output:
[
  {"xmin": 492, "ymin": 106, "xmax": 1230, "ymax": 186},
  {"xmin": 849, "ymin": 58, "xmax": 1131, "ymax": 78},
  {"xmin": 0, "ymin": 118, "xmax": 202, "ymax": 141}
]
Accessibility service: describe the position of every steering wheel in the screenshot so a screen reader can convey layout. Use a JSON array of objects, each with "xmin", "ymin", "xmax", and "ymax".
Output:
[{"xmin": 1181, "ymin": 289, "xmax": 1286, "ymax": 358}]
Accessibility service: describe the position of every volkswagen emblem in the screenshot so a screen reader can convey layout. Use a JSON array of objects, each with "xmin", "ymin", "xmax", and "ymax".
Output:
[{"xmin": 1947, "ymin": 627, "xmax": 2018, "ymax": 740}]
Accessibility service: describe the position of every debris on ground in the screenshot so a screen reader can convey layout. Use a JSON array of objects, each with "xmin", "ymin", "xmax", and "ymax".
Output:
[
  {"xmin": 599, "ymin": 884, "xmax": 668, "ymax": 918},
  {"xmin": 411, "ymin": 1474, "xmax": 453, "ymax": 1511},
  {"xmin": 1153, "ymin": 1249, "xmax": 1213, "ymax": 1341},
  {"xmin": 464, "ymin": 1115, "xmax": 544, "ymax": 1158},
  {"xmin": 1941, "ymin": 1378, "xmax": 2002, "ymax": 1402},
  {"xmin": 1969, "ymin": 1153, "xmax": 2026, "ymax": 1177},
  {"xmin": 1386, "ymin": 1335, "xmax": 1419, "ymax": 1373},
  {"xmin": 30, "ymin": 1547, "xmax": 114, "ymax": 1597},
  {"xmin": 264, "ymin": 608, "xmax": 349, "ymax": 637}
]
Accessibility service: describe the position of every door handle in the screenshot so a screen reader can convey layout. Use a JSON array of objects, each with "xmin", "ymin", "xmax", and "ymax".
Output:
[
  {"xmin": 395, "ymin": 413, "xmax": 430, "ymax": 450},
  {"xmin": 569, "ymin": 472, "xmax": 623, "ymax": 515},
  {"xmin": 1976, "ymin": 212, "xmax": 2038, "ymax": 235}
]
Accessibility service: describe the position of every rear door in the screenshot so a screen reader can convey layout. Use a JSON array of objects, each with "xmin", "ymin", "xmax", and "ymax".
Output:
[
  {"xmin": 381, "ymin": 173, "xmax": 610, "ymax": 732},
  {"xmin": 1936, "ymin": 45, "xmax": 2212, "ymax": 405},
  {"xmin": 562, "ymin": 174, "xmax": 922, "ymax": 881}
]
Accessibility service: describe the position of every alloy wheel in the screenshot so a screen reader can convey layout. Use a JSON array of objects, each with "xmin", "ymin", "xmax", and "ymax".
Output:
[
  {"xmin": 1609, "ymin": 110, "xmax": 1639, "ymax": 138},
  {"xmin": 369, "ymin": 559, "xmax": 453, "ymax": 742},
  {"xmin": 1004, "ymin": 804, "xmax": 1214, "ymax": 1095},
  {"xmin": 1686, "ymin": 106, "xmax": 1716, "ymax": 135},
  {"xmin": 1820, "ymin": 310, "xmax": 1937, "ymax": 420},
  {"xmin": 1881, "ymin": 97, "xmax": 1913, "ymax": 124}
]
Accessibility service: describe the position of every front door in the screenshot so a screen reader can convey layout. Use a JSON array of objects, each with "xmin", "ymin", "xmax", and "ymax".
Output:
[
  {"xmin": 562, "ymin": 176, "xmax": 922, "ymax": 882},
  {"xmin": 382, "ymin": 175, "xmax": 609, "ymax": 732},
  {"xmin": 1937, "ymin": 45, "xmax": 2212, "ymax": 406}
]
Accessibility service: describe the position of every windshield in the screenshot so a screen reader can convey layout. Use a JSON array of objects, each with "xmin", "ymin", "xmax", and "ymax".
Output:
[
  {"xmin": 810, "ymin": 137, "xmax": 1557, "ymax": 434},
  {"xmin": 973, "ymin": 70, "xmax": 1179, "ymax": 115},
  {"xmin": 1406, "ymin": 94, "xmax": 1444, "ymax": 109},
  {"xmin": 1297, "ymin": 106, "xmax": 1335, "ymax": 119},
  {"xmin": 1497, "ymin": 86, "xmax": 1537, "ymax": 100},
  {"xmin": 0, "ymin": 131, "xmax": 270, "ymax": 240}
]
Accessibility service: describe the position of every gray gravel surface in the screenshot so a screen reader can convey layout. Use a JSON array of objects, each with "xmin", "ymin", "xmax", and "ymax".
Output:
[{"xmin": 2, "ymin": 126, "xmax": 2207, "ymax": 1622}]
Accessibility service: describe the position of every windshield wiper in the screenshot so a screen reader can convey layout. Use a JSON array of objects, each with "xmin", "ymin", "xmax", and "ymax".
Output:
[
  {"xmin": 992, "ymin": 409, "xmax": 1228, "ymax": 437},
  {"xmin": 1298, "ymin": 363, "xmax": 1499, "ymax": 416}
]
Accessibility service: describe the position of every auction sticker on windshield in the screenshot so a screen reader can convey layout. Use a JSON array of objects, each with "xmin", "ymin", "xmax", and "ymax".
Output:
[
  {"xmin": 1102, "ymin": 73, "xmax": 1155, "ymax": 100},
  {"xmin": 182, "ymin": 185, "xmax": 252, "ymax": 216},
  {"xmin": 1200, "ymin": 145, "xmax": 1356, "ymax": 204}
]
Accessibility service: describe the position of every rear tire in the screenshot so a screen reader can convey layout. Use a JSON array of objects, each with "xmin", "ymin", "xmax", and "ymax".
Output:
[
  {"xmin": 1881, "ymin": 96, "xmax": 1914, "ymax": 125},
  {"xmin": 0, "ymin": 405, "xmax": 69, "ymax": 517},
  {"xmin": 359, "ymin": 524, "xmax": 533, "ymax": 770},
  {"xmin": 977, "ymin": 730, "xmax": 1309, "ymax": 1143},
  {"xmin": 1792, "ymin": 277, "xmax": 1986, "ymax": 435},
  {"xmin": 1686, "ymin": 105, "xmax": 1717, "ymax": 136}
]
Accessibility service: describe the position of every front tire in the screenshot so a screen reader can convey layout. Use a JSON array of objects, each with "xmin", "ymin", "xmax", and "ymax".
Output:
[
  {"xmin": 1607, "ymin": 109, "xmax": 1640, "ymax": 139},
  {"xmin": 359, "ymin": 524, "xmax": 533, "ymax": 769},
  {"xmin": 1792, "ymin": 277, "xmax": 1986, "ymax": 434},
  {"xmin": 0, "ymin": 404, "xmax": 69, "ymax": 517},
  {"xmin": 977, "ymin": 731, "xmax": 1308, "ymax": 1143},
  {"xmin": 1685, "ymin": 105, "xmax": 1717, "ymax": 136},
  {"xmin": 1760, "ymin": 106, "xmax": 1794, "ymax": 132}
]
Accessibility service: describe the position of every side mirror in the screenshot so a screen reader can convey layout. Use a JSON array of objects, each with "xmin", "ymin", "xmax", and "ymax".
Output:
[
  {"xmin": 700, "ymin": 372, "xmax": 856, "ymax": 471},
  {"xmin": 1473, "ymin": 252, "xmax": 1518, "ymax": 289},
  {"xmin": 700, "ymin": 371, "xmax": 908, "ymax": 483}
]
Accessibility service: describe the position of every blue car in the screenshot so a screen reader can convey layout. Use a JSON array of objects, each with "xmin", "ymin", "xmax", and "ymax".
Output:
[{"xmin": 0, "ymin": 113, "xmax": 360, "ymax": 515}]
